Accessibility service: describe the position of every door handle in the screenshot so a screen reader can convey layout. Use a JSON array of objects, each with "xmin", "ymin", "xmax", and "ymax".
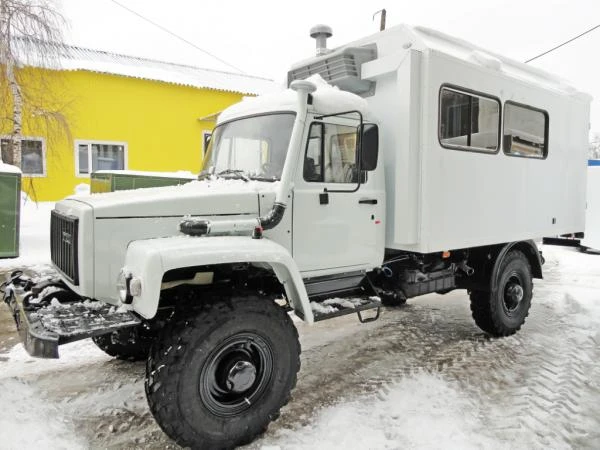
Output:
[{"xmin": 359, "ymin": 198, "xmax": 377, "ymax": 205}]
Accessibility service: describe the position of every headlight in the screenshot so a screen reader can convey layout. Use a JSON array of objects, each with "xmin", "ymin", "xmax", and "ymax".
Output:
[
  {"xmin": 116, "ymin": 269, "xmax": 130, "ymax": 302},
  {"xmin": 117, "ymin": 269, "xmax": 141, "ymax": 303},
  {"xmin": 129, "ymin": 277, "xmax": 142, "ymax": 297}
]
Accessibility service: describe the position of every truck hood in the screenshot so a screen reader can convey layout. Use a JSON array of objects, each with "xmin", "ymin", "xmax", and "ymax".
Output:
[{"xmin": 65, "ymin": 178, "xmax": 279, "ymax": 218}]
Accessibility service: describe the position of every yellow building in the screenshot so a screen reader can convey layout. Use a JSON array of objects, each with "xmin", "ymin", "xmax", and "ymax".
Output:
[{"xmin": 0, "ymin": 40, "xmax": 276, "ymax": 201}]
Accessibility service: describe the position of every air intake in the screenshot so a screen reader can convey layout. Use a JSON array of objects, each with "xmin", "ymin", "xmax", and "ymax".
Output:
[{"xmin": 288, "ymin": 45, "xmax": 376, "ymax": 96}]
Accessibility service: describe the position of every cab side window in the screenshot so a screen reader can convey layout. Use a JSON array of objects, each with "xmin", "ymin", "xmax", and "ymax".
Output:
[{"xmin": 304, "ymin": 122, "xmax": 358, "ymax": 183}]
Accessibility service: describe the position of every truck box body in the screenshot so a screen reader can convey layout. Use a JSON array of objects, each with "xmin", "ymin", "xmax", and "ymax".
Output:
[
  {"xmin": 581, "ymin": 162, "xmax": 600, "ymax": 251},
  {"xmin": 289, "ymin": 25, "xmax": 591, "ymax": 254}
]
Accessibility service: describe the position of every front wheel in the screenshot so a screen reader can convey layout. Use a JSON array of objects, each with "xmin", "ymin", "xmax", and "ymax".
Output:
[
  {"xmin": 470, "ymin": 250, "xmax": 533, "ymax": 336},
  {"xmin": 145, "ymin": 296, "xmax": 300, "ymax": 449}
]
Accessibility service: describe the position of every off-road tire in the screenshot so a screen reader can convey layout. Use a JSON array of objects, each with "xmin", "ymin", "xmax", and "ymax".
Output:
[
  {"xmin": 145, "ymin": 296, "xmax": 301, "ymax": 449},
  {"xmin": 470, "ymin": 250, "xmax": 533, "ymax": 336},
  {"xmin": 380, "ymin": 291, "xmax": 407, "ymax": 307},
  {"xmin": 92, "ymin": 327, "xmax": 154, "ymax": 361}
]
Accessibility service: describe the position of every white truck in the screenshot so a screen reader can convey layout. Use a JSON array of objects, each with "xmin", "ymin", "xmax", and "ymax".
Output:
[{"xmin": 2, "ymin": 24, "xmax": 590, "ymax": 449}]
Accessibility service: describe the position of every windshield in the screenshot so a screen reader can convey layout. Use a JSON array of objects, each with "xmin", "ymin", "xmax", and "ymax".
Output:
[{"xmin": 201, "ymin": 113, "xmax": 296, "ymax": 181}]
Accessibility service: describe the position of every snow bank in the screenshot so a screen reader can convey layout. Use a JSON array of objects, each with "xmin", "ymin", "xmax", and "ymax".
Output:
[
  {"xmin": 1, "ymin": 339, "xmax": 110, "ymax": 379},
  {"xmin": 74, "ymin": 183, "xmax": 90, "ymax": 195},
  {"xmin": 0, "ymin": 199, "xmax": 54, "ymax": 270},
  {"xmin": 0, "ymin": 378, "xmax": 84, "ymax": 449},
  {"xmin": 94, "ymin": 169, "xmax": 196, "ymax": 179},
  {"xmin": 260, "ymin": 373, "xmax": 497, "ymax": 449}
]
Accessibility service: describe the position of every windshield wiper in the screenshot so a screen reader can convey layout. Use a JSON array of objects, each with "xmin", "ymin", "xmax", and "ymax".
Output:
[{"xmin": 216, "ymin": 169, "xmax": 250, "ymax": 182}]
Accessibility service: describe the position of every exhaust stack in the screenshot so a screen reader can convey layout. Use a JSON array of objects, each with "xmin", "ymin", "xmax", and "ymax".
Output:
[{"xmin": 310, "ymin": 24, "xmax": 333, "ymax": 56}]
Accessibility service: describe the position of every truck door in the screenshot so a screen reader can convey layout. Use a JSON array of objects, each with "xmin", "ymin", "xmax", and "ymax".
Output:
[{"xmin": 292, "ymin": 118, "xmax": 385, "ymax": 273}]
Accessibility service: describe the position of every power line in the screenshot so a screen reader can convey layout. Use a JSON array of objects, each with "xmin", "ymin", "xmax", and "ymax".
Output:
[
  {"xmin": 107, "ymin": 0, "xmax": 246, "ymax": 74},
  {"xmin": 525, "ymin": 23, "xmax": 600, "ymax": 63}
]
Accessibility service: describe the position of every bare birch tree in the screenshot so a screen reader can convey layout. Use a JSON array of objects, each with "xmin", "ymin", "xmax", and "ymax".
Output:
[{"xmin": 0, "ymin": 0, "xmax": 67, "ymax": 168}]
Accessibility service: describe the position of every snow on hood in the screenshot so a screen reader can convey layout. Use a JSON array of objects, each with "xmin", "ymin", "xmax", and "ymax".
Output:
[
  {"xmin": 64, "ymin": 178, "xmax": 279, "ymax": 218},
  {"xmin": 0, "ymin": 161, "xmax": 21, "ymax": 174},
  {"xmin": 218, "ymin": 74, "xmax": 370, "ymax": 123}
]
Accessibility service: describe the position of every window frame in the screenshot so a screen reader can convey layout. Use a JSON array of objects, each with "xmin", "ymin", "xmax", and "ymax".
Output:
[
  {"xmin": 438, "ymin": 84, "xmax": 502, "ymax": 155},
  {"xmin": 502, "ymin": 100, "xmax": 549, "ymax": 160},
  {"xmin": 302, "ymin": 120, "xmax": 362, "ymax": 186},
  {"xmin": 0, "ymin": 136, "xmax": 47, "ymax": 177},
  {"xmin": 303, "ymin": 121, "xmax": 325, "ymax": 183},
  {"xmin": 74, "ymin": 139, "xmax": 128, "ymax": 177}
]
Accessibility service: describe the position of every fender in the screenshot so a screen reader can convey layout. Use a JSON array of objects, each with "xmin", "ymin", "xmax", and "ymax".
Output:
[
  {"xmin": 489, "ymin": 240, "xmax": 543, "ymax": 292},
  {"xmin": 123, "ymin": 235, "xmax": 314, "ymax": 323}
]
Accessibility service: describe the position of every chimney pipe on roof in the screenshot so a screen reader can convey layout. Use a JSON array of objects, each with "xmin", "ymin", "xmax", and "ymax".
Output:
[{"xmin": 310, "ymin": 24, "xmax": 333, "ymax": 56}]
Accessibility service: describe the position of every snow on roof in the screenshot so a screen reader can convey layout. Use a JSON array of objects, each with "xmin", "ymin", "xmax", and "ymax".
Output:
[
  {"xmin": 218, "ymin": 74, "xmax": 369, "ymax": 124},
  {"xmin": 12, "ymin": 37, "xmax": 279, "ymax": 96}
]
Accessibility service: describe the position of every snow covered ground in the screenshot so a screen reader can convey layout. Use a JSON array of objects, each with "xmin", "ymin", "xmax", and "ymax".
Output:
[{"xmin": 1, "ymin": 204, "xmax": 600, "ymax": 449}]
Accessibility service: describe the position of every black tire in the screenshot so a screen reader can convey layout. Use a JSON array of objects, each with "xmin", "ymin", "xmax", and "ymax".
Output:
[
  {"xmin": 380, "ymin": 291, "xmax": 407, "ymax": 307},
  {"xmin": 92, "ymin": 326, "xmax": 154, "ymax": 361},
  {"xmin": 145, "ymin": 296, "xmax": 300, "ymax": 449},
  {"xmin": 469, "ymin": 250, "xmax": 533, "ymax": 336}
]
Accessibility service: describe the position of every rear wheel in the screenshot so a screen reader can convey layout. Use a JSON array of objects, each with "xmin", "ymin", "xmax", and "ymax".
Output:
[
  {"xmin": 470, "ymin": 250, "xmax": 533, "ymax": 336},
  {"xmin": 145, "ymin": 296, "xmax": 300, "ymax": 449}
]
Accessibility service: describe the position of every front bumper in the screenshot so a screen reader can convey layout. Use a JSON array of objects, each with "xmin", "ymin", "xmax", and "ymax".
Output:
[{"xmin": 2, "ymin": 274, "xmax": 141, "ymax": 359}]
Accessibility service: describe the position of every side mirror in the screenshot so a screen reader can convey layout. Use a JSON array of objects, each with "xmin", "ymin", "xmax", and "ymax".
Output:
[{"xmin": 360, "ymin": 123, "xmax": 379, "ymax": 171}]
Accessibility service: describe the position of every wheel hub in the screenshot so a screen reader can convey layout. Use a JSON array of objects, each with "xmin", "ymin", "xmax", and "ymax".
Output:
[
  {"xmin": 504, "ymin": 280, "xmax": 524, "ymax": 311},
  {"xmin": 226, "ymin": 360, "xmax": 257, "ymax": 393},
  {"xmin": 199, "ymin": 333, "xmax": 274, "ymax": 417}
]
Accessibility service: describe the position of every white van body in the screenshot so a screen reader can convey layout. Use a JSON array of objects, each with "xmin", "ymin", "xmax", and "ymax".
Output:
[
  {"xmin": 582, "ymin": 163, "xmax": 600, "ymax": 251},
  {"xmin": 289, "ymin": 25, "xmax": 591, "ymax": 254}
]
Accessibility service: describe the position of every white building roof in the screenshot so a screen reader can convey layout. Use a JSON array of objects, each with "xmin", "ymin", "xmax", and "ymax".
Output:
[{"xmin": 13, "ymin": 37, "xmax": 278, "ymax": 96}]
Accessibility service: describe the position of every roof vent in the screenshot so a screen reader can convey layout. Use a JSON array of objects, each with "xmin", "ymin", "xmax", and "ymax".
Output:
[{"xmin": 310, "ymin": 24, "xmax": 333, "ymax": 56}]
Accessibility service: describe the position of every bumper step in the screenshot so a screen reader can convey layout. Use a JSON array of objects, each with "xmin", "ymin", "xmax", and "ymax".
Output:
[
  {"xmin": 3, "ymin": 275, "xmax": 141, "ymax": 358},
  {"xmin": 298, "ymin": 296, "xmax": 382, "ymax": 323}
]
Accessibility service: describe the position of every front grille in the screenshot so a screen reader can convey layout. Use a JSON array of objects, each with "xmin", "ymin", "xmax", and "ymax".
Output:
[{"xmin": 50, "ymin": 210, "xmax": 79, "ymax": 285}]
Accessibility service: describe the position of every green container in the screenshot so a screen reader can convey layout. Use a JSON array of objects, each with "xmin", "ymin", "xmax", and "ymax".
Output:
[
  {"xmin": 90, "ymin": 170, "xmax": 196, "ymax": 194},
  {"xmin": 0, "ymin": 167, "xmax": 21, "ymax": 258}
]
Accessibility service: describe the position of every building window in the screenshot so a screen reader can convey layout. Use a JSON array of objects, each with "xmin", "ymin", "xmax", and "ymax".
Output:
[
  {"xmin": 503, "ymin": 102, "xmax": 548, "ymax": 159},
  {"xmin": 303, "ymin": 122, "xmax": 360, "ymax": 183},
  {"xmin": 0, "ymin": 137, "xmax": 46, "ymax": 176},
  {"xmin": 75, "ymin": 140, "xmax": 127, "ymax": 176},
  {"xmin": 439, "ymin": 86, "xmax": 500, "ymax": 153}
]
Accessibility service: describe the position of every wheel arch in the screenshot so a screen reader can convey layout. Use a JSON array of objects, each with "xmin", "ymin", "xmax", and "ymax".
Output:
[
  {"xmin": 489, "ymin": 240, "xmax": 543, "ymax": 292},
  {"xmin": 123, "ymin": 236, "xmax": 314, "ymax": 323},
  {"xmin": 463, "ymin": 240, "xmax": 543, "ymax": 292}
]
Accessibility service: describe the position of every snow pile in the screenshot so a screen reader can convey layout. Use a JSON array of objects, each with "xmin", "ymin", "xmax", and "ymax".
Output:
[
  {"xmin": 0, "ymin": 199, "xmax": 54, "ymax": 270},
  {"xmin": 74, "ymin": 183, "xmax": 90, "ymax": 195},
  {"xmin": 0, "ymin": 378, "xmax": 84, "ymax": 450},
  {"xmin": 1, "ymin": 339, "xmax": 109, "ymax": 379},
  {"xmin": 94, "ymin": 169, "xmax": 197, "ymax": 179},
  {"xmin": 261, "ymin": 373, "xmax": 497, "ymax": 449}
]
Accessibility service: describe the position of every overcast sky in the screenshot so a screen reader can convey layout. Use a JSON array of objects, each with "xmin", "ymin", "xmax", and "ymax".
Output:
[{"xmin": 58, "ymin": 0, "xmax": 600, "ymax": 134}]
